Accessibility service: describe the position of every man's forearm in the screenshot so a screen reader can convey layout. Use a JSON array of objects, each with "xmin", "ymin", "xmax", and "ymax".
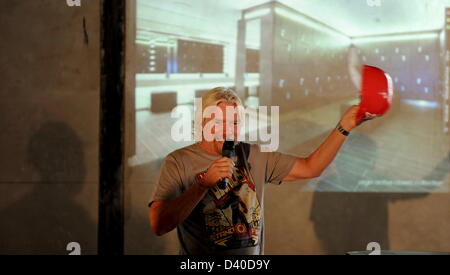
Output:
[
  {"xmin": 154, "ymin": 181, "xmax": 208, "ymax": 235},
  {"xmin": 306, "ymin": 127, "xmax": 348, "ymax": 176}
]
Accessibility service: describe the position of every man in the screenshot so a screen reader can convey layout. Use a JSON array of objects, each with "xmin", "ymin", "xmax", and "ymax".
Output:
[{"xmin": 148, "ymin": 87, "xmax": 362, "ymax": 255}]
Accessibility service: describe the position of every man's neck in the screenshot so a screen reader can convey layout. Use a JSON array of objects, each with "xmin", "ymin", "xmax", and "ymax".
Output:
[{"xmin": 198, "ymin": 140, "xmax": 223, "ymax": 156}]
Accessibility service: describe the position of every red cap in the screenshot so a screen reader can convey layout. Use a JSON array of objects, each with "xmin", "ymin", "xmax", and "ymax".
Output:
[{"xmin": 356, "ymin": 65, "xmax": 394, "ymax": 125}]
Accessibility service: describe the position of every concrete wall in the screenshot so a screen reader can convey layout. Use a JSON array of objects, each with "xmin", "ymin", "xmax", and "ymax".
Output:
[
  {"xmin": 264, "ymin": 184, "xmax": 450, "ymax": 254},
  {"xmin": 0, "ymin": 0, "xmax": 100, "ymax": 254}
]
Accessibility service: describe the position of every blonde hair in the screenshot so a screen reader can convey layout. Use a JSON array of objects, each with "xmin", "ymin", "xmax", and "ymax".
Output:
[
  {"xmin": 194, "ymin": 87, "xmax": 243, "ymax": 141},
  {"xmin": 201, "ymin": 87, "xmax": 243, "ymax": 113}
]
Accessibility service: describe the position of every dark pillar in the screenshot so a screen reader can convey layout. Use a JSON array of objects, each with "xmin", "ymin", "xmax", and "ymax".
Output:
[{"xmin": 99, "ymin": 0, "xmax": 126, "ymax": 255}]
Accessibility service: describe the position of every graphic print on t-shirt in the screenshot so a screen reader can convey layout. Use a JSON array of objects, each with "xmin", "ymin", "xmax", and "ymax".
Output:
[{"xmin": 196, "ymin": 166, "xmax": 261, "ymax": 249}]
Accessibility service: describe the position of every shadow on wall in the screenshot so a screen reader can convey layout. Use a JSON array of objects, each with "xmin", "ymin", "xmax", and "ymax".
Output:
[
  {"xmin": 309, "ymin": 132, "xmax": 448, "ymax": 254},
  {"xmin": 0, "ymin": 121, "xmax": 96, "ymax": 255}
]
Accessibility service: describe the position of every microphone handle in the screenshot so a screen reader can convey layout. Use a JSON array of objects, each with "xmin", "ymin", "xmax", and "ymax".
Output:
[
  {"xmin": 219, "ymin": 140, "xmax": 235, "ymax": 190},
  {"xmin": 218, "ymin": 177, "xmax": 229, "ymax": 189}
]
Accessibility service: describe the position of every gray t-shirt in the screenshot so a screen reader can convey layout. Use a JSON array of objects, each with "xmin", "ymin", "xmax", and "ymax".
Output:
[{"xmin": 148, "ymin": 142, "xmax": 297, "ymax": 255}]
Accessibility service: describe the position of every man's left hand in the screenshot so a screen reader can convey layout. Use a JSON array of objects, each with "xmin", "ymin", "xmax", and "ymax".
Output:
[{"xmin": 339, "ymin": 105, "xmax": 360, "ymax": 132}]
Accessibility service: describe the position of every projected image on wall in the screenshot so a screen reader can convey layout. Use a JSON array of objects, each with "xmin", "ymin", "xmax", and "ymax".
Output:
[{"xmin": 126, "ymin": 0, "xmax": 449, "ymax": 206}]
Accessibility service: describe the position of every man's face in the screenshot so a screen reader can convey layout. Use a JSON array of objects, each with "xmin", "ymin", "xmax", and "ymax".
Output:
[{"xmin": 202, "ymin": 102, "xmax": 242, "ymax": 150}]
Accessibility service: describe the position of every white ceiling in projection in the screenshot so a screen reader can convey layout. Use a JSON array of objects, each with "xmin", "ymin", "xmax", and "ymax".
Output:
[
  {"xmin": 138, "ymin": 0, "xmax": 450, "ymax": 38},
  {"xmin": 223, "ymin": 0, "xmax": 450, "ymax": 36}
]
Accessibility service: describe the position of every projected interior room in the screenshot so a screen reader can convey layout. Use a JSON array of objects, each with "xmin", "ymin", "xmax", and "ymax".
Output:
[{"xmin": 123, "ymin": 0, "xmax": 450, "ymax": 254}]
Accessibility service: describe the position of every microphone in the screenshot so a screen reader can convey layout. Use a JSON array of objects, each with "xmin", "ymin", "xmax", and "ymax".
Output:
[{"xmin": 217, "ymin": 140, "xmax": 235, "ymax": 190}]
